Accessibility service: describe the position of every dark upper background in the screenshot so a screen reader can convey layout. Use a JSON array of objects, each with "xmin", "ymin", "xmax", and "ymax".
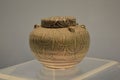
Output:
[{"xmin": 0, "ymin": 0, "xmax": 120, "ymax": 68}]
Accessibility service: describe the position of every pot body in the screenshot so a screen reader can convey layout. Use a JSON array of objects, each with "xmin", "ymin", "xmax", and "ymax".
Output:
[{"xmin": 29, "ymin": 25, "xmax": 90, "ymax": 69}]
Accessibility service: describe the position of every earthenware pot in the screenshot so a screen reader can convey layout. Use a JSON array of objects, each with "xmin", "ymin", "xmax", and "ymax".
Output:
[{"xmin": 29, "ymin": 16, "xmax": 90, "ymax": 69}]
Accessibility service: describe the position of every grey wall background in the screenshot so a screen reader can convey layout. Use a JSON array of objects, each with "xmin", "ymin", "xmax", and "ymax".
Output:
[{"xmin": 0, "ymin": 0, "xmax": 120, "ymax": 68}]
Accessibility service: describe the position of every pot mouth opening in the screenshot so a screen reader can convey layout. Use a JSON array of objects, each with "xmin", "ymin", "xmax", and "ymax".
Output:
[{"xmin": 41, "ymin": 16, "xmax": 77, "ymax": 28}]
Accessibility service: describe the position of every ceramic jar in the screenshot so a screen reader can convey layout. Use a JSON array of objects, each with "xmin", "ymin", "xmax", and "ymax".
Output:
[{"xmin": 29, "ymin": 16, "xmax": 90, "ymax": 69}]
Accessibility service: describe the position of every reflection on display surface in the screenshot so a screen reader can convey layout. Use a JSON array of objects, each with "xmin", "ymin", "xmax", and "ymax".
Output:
[{"xmin": 0, "ymin": 57, "xmax": 118, "ymax": 80}]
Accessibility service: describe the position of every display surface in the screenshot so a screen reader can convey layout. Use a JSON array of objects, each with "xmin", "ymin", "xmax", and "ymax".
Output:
[
  {"xmin": 29, "ymin": 16, "xmax": 90, "ymax": 69},
  {"xmin": 0, "ymin": 57, "xmax": 119, "ymax": 80}
]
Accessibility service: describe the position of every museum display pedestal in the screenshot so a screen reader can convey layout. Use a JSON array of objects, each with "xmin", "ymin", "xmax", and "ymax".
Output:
[{"xmin": 0, "ymin": 57, "xmax": 119, "ymax": 80}]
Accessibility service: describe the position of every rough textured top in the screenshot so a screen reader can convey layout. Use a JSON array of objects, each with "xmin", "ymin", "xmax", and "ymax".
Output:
[{"xmin": 41, "ymin": 16, "xmax": 77, "ymax": 28}]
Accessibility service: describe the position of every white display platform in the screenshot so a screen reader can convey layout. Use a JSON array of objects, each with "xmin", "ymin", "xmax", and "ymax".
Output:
[{"xmin": 0, "ymin": 57, "xmax": 119, "ymax": 80}]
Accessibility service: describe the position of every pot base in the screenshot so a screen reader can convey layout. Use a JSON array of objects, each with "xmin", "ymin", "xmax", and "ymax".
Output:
[
  {"xmin": 40, "ymin": 61, "xmax": 80, "ymax": 69},
  {"xmin": 44, "ymin": 64, "xmax": 75, "ymax": 69}
]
